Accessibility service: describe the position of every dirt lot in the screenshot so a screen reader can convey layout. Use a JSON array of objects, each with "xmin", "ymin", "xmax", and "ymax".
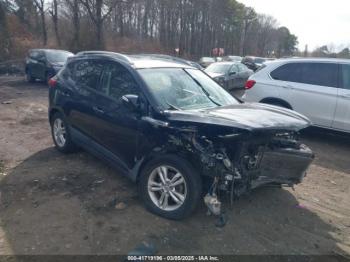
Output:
[{"xmin": 0, "ymin": 76, "xmax": 349, "ymax": 256}]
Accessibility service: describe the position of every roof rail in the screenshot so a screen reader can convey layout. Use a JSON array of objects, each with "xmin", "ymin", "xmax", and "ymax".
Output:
[{"xmin": 76, "ymin": 51, "xmax": 133, "ymax": 64}]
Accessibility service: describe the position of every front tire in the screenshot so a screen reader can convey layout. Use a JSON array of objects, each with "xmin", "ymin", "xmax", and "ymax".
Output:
[
  {"xmin": 138, "ymin": 155, "xmax": 202, "ymax": 220},
  {"xmin": 50, "ymin": 112, "xmax": 77, "ymax": 153}
]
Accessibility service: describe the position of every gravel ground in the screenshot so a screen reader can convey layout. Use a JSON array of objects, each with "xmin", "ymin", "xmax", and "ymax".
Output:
[{"xmin": 0, "ymin": 76, "xmax": 349, "ymax": 257}]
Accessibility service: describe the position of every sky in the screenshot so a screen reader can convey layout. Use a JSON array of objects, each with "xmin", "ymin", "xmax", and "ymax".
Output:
[{"xmin": 238, "ymin": 0, "xmax": 350, "ymax": 51}]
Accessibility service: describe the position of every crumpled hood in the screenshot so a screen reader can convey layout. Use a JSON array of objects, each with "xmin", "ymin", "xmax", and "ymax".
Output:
[{"xmin": 165, "ymin": 102, "xmax": 311, "ymax": 131}]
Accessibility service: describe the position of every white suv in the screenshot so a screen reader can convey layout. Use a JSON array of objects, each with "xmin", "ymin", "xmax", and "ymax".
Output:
[{"xmin": 242, "ymin": 58, "xmax": 350, "ymax": 132}]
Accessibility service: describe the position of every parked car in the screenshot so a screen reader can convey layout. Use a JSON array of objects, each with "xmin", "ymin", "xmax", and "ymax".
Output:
[
  {"xmin": 48, "ymin": 52, "xmax": 313, "ymax": 220},
  {"xmin": 25, "ymin": 49, "xmax": 74, "ymax": 83},
  {"xmin": 204, "ymin": 62, "xmax": 253, "ymax": 90},
  {"xmin": 222, "ymin": 56, "xmax": 242, "ymax": 62},
  {"xmin": 242, "ymin": 56, "xmax": 268, "ymax": 71},
  {"xmin": 243, "ymin": 58, "xmax": 350, "ymax": 133},
  {"xmin": 199, "ymin": 57, "xmax": 216, "ymax": 68}
]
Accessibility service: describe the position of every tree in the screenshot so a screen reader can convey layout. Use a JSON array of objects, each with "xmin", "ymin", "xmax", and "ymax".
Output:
[
  {"xmin": 49, "ymin": 0, "xmax": 61, "ymax": 46},
  {"xmin": 276, "ymin": 27, "xmax": 298, "ymax": 57},
  {"xmin": 79, "ymin": 0, "xmax": 120, "ymax": 49},
  {"xmin": 34, "ymin": 0, "xmax": 47, "ymax": 45}
]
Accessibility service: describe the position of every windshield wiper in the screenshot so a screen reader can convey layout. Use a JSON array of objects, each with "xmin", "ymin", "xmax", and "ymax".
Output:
[
  {"xmin": 184, "ymin": 70, "xmax": 222, "ymax": 107},
  {"xmin": 165, "ymin": 101, "xmax": 181, "ymax": 111}
]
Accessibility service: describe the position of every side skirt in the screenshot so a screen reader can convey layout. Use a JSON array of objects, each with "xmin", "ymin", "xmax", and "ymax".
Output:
[{"xmin": 70, "ymin": 127, "xmax": 133, "ymax": 179}]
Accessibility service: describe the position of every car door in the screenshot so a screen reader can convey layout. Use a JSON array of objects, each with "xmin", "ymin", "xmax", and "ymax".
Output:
[
  {"xmin": 29, "ymin": 50, "xmax": 43, "ymax": 78},
  {"xmin": 271, "ymin": 62, "xmax": 338, "ymax": 128},
  {"xmin": 91, "ymin": 61, "xmax": 141, "ymax": 168},
  {"xmin": 227, "ymin": 64, "xmax": 239, "ymax": 90},
  {"xmin": 34, "ymin": 51, "xmax": 47, "ymax": 80},
  {"xmin": 67, "ymin": 59, "xmax": 105, "ymax": 140},
  {"xmin": 332, "ymin": 63, "xmax": 350, "ymax": 131},
  {"xmin": 237, "ymin": 64, "xmax": 251, "ymax": 88}
]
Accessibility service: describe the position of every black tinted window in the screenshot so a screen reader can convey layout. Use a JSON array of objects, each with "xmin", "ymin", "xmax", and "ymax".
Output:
[
  {"xmin": 75, "ymin": 60, "xmax": 104, "ymax": 90},
  {"xmin": 100, "ymin": 63, "xmax": 138, "ymax": 100},
  {"xmin": 270, "ymin": 63, "xmax": 302, "ymax": 82},
  {"xmin": 341, "ymin": 64, "xmax": 350, "ymax": 90},
  {"xmin": 300, "ymin": 63, "xmax": 338, "ymax": 87}
]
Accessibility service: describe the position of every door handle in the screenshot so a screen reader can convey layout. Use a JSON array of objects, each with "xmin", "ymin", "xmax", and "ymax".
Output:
[{"xmin": 93, "ymin": 106, "xmax": 105, "ymax": 114}]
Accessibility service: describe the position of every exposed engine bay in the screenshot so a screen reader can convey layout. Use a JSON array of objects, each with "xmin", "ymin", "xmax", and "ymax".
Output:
[{"xmin": 163, "ymin": 127, "xmax": 314, "ymax": 225}]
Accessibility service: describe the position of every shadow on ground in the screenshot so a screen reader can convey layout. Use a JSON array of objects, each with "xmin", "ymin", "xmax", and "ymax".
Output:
[
  {"xmin": 301, "ymin": 127, "xmax": 350, "ymax": 174},
  {"xmin": 0, "ymin": 147, "xmax": 347, "ymax": 256}
]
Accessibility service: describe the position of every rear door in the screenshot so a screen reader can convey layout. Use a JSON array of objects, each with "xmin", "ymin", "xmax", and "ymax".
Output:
[
  {"xmin": 67, "ymin": 59, "xmax": 105, "ymax": 140},
  {"xmin": 279, "ymin": 62, "xmax": 338, "ymax": 128},
  {"xmin": 332, "ymin": 63, "xmax": 350, "ymax": 131},
  {"xmin": 227, "ymin": 64, "xmax": 240, "ymax": 90},
  {"xmin": 30, "ymin": 50, "xmax": 45, "ymax": 78},
  {"xmin": 237, "ymin": 63, "xmax": 251, "ymax": 88}
]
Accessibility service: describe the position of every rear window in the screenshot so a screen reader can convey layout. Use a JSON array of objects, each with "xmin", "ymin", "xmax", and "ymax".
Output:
[
  {"xmin": 271, "ymin": 62, "xmax": 338, "ymax": 87},
  {"xmin": 74, "ymin": 60, "xmax": 104, "ymax": 90},
  {"xmin": 341, "ymin": 64, "xmax": 350, "ymax": 90},
  {"xmin": 270, "ymin": 63, "xmax": 302, "ymax": 82}
]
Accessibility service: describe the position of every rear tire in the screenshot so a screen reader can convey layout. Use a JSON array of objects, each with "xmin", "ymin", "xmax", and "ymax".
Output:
[
  {"xmin": 50, "ymin": 112, "xmax": 77, "ymax": 153},
  {"xmin": 138, "ymin": 155, "xmax": 202, "ymax": 220}
]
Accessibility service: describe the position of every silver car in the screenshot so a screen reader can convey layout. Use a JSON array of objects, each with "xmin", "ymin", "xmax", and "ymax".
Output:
[
  {"xmin": 205, "ymin": 62, "xmax": 253, "ymax": 90},
  {"xmin": 243, "ymin": 58, "xmax": 350, "ymax": 133}
]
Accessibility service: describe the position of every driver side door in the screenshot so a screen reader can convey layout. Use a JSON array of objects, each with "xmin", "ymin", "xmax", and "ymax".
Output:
[{"xmin": 93, "ymin": 61, "xmax": 142, "ymax": 168}]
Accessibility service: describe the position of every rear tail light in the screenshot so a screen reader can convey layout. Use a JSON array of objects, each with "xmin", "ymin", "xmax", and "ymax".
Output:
[
  {"xmin": 245, "ymin": 80, "xmax": 256, "ymax": 89},
  {"xmin": 48, "ymin": 78, "xmax": 57, "ymax": 88}
]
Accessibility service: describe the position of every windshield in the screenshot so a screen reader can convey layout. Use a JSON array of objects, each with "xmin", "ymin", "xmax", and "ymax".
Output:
[
  {"xmin": 205, "ymin": 63, "xmax": 231, "ymax": 74},
  {"xmin": 138, "ymin": 68, "xmax": 238, "ymax": 111},
  {"xmin": 46, "ymin": 51, "xmax": 73, "ymax": 63}
]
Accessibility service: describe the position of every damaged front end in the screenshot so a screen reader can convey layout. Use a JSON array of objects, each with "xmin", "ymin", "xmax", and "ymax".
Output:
[
  {"xmin": 159, "ymin": 125, "xmax": 314, "ymax": 220},
  {"xmin": 140, "ymin": 104, "xmax": 314, "ymax": 224}
]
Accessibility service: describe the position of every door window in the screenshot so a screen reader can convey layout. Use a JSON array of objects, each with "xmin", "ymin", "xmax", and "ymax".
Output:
[
  {"xmin": 270, "ymin": 63, "xmax": 302, "ymax": 82},
  {"xmin": 74, "ymin": 60, "xmax": 104, "ymax": 90},
  {"xmin": 238, "ymin": 64, "xmax": 248, "ymax": 72},
  {"xmin": 229, "ymin": 65, "xmax": 239, "ymax": 73},
  {"xmin": 341, "ymin": 64, "xmax": 350, "ymax": 90},
  {"xmin": 100, "ymin": 63, "xmax": 139, "ymax": 101},
  {"xmin": 300, "ymin": 63, "xmax": 338, "ymax": 87}
]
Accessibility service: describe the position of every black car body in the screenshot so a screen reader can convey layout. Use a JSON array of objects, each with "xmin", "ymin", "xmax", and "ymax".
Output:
[
  {"xmin": 242, "ymin": 56, "xmax": 268, "ymax": 71},
  {"xmin": 25, "ymin": 49, "xmax": 73, "ymax": 83},
  {"xmin": 205, "ymin": 62, "xmax": 253, "ymax": 90},
  {"xmin": 48, "ymin": 52, "xmax": 314, "ymax": 220}
]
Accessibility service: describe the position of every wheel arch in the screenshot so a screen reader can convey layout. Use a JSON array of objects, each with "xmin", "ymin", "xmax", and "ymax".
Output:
[
  {"xmin": 49, "ymin": 107, "xmax": 65, "ymax": 124},
  {"xmin": 260, "ymin": 97, "xmax": 293, "ymax": 110}
]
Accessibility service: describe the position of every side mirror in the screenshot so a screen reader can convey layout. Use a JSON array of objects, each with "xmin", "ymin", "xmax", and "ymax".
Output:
[{"xmin": 121, "ymin": 94, "xmax": 140, "ymax": 111}]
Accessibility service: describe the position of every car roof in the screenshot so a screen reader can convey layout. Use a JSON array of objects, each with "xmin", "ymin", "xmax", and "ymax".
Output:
[
  {"xmin": 73, "ymin": 51, "xmax": 196, "ymax": 69},
  {"xmin": 208, "ymin": 61, "xmax": 240, "ymax": 66},
  {"xmin": 30, "ymin": 49, "xmax": 72, "ymax": 53},
  {"xmin": 273, "ymin": 57, "xmax": 350, "ymax": 64}
]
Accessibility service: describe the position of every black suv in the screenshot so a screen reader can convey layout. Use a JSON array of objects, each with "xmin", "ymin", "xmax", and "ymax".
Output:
[
  {"xmin": 25, "ymin": 49, "xmax": 73, "ymax": 83},
  {"xmin": 48, "ymin": 52, "xmax": 314, "ymax": 219}
]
